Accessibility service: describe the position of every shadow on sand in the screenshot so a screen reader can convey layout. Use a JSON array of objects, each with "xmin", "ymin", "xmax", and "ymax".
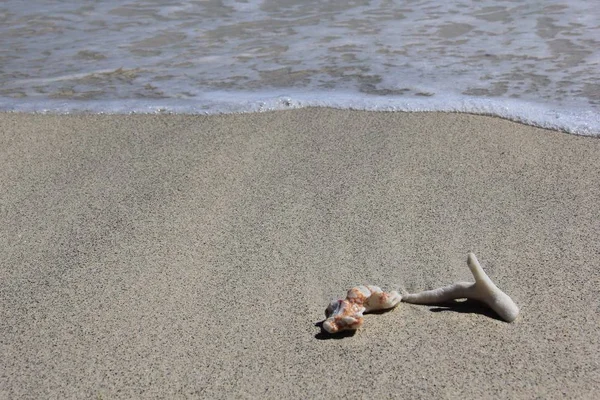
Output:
[{"xmin": 426, "ymin": 299, "xmax": 505, "ymax": 321}]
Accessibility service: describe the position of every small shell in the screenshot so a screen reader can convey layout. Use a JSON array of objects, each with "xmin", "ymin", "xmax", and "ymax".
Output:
[{"xmin": 323, "ymin": 286, "xmax": 401, "ymax": 333}]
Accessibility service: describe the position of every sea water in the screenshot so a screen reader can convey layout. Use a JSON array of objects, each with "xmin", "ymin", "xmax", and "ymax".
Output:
[{"xmin": 0, "ymin": 0, "xmax": 598, "ymax": 136}]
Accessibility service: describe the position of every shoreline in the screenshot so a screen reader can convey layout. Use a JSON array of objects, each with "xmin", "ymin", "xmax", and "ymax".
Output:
[
  {"xmin": 1, "ymin": 100, "xmax": 598, "ymax": 137},
  {"xmin": 2, "ymin": 110, "xmax": 599, "ymax": 398}
]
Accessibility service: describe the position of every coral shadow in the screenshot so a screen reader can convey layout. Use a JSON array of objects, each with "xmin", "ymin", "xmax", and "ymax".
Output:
[{"xmin": 426, "ymin": 299, "xmax": 505, "ymax": 321}]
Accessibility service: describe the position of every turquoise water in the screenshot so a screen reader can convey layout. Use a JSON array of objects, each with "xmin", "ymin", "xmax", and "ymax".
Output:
[{"xmin": 1, "ymin": 0, "xmax": 598, "ymax": 135}]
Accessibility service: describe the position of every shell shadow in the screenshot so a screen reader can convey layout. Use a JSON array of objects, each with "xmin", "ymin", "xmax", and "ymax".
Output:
[
  {"xmin": 314, "ymin": 321, "xmax": 357, "ymax": 340},
  {"xmin": 314, "ymin": 308, "xmax": 398, "ymax": 340}
]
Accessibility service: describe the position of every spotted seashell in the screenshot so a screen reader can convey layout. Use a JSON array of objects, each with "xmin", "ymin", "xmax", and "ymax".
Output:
[{"xmin": 323, "ymin": 286, "xmax": 401, "ymax": 333}]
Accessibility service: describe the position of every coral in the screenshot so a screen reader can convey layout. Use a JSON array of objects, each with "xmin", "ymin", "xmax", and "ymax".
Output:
[{"xmin": 402, "ymin": 253, "xmax": 520, "ymax": 322}]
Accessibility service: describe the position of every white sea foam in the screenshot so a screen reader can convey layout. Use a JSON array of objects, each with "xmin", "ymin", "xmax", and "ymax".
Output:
[{"xmin": 0, "ymin": 0, "xmax": 599, "ymax": 135}]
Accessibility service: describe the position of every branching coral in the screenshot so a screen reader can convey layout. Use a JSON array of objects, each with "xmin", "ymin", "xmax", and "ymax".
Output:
[{"xmin": 402, "ymin": 253, "xmax": 519, "ymax": 322}]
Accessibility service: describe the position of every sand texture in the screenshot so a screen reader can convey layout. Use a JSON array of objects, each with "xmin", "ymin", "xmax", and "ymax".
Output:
[{"xmin": 1, "ymin": 110, "xmax": 599, "ymax": 399}]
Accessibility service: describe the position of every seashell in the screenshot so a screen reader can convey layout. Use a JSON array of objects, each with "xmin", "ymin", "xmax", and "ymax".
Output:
[{"xmin": 323, "ymin": 285, "xmax": 402, "ymax": 333}]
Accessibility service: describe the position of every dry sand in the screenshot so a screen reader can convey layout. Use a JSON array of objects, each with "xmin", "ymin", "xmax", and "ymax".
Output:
[{"xmin": 1, "ymin": 109, "xmax": 599, "ymax": 399}]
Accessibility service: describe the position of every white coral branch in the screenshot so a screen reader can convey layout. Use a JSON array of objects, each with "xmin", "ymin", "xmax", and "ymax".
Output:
[{"xmin": 402, "ymin": 253, "xmax": 519, "ymax": 322}]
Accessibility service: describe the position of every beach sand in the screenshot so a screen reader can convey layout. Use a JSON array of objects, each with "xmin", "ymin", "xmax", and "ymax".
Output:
[{"xmin": 1, "ymin": 109, "xmax": 599, "ymax": 398}]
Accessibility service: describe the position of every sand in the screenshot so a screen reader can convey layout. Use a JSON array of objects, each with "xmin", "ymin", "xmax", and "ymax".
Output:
[{"xmin": 1, "ymin": 109, "xmax": 599, "ymax": 399}]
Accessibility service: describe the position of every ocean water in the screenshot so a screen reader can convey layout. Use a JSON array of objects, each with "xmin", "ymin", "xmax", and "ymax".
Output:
[{"xmin": 0, "ymin": 0, "xmax": 599, "ymax": 136}]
